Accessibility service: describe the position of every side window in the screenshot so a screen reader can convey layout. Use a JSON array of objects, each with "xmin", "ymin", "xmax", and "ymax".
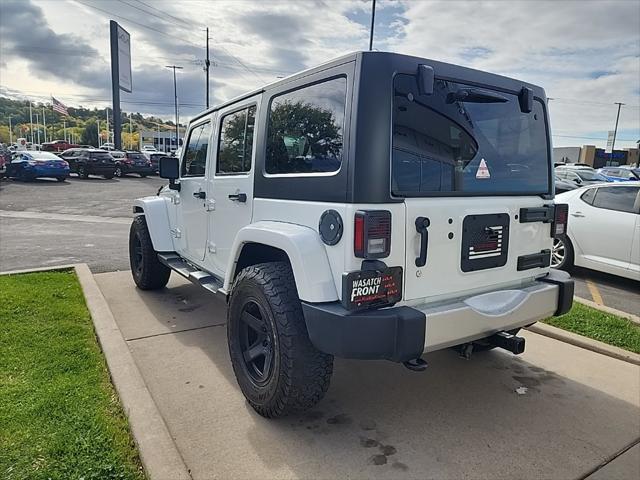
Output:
[
  {"xmin": 592, "ymin": 186, "xmax": 639, "ymax": 214},
  {"xmin": 266, "ymin": 77, "xmax": 347, "ymax": 174},
  {"xmin": 216, "ymin": 105, "xmax": 256, "ymax": 174},
  {"xmin": 580, "ymin": 188, "xmax": 596, "ymax": 205},
  {"xmin": 181, "ymin": 122, "xmax": 212, "ymax": 177}
]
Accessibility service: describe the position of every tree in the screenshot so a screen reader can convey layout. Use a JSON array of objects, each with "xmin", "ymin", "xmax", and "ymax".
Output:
[{"xmin": 81, "ymin": 123, "xmax": 98, "ymax": 147}]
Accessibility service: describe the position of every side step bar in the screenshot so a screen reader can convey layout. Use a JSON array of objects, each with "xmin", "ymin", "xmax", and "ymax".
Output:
[{"xmin": 157, "ymin": 253, "xmax": 223, "ymax": 294}]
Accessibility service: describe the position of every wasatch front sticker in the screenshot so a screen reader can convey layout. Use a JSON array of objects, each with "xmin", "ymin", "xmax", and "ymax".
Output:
[{"xmin": 476, "ymin": 158, "xmax": 490, "ymax": 179}]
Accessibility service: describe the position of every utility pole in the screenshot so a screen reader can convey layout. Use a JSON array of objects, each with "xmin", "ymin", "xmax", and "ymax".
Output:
[
  {"xmin": 205, "ymin": 27, "xmax": 210, "ymax": 109},
  {"xmin": 35, "ymin": 113, "xmax": 40, "ymax": 145},
  {"xmin": 42, "ymin": 106, "xmax": 47, "ymax": 143},
  {"xmin": 369, "ymin": 0, "xmax": 376, "ymax": 51},
  {"xmin": 97, "ymin": 119, "xmax": 101, "ymax": 147},
  {"xmin": 106, "ymin": 108, "xmax": 110, "ymax": 144},
  {"xmin": 63, "ymin": 120, "xmax": 66, "ymax": 142},
  {"xmin": 8, "ymin": 116, "xmax": 12, "ymax": 144},
  {"xmin": 610, "ymin": 102, "xmax": 625, "ymax": 163},
  {"xmin": 166, "ymin": 65, "xmax": 183, "ymax": 152},
  {"xmin": 29, "ymin": 101, "xmax": 33, "ymax": 143},
  {"xmin": 129, "ymin": 112, "xmax": 133, "ymax": 150}
]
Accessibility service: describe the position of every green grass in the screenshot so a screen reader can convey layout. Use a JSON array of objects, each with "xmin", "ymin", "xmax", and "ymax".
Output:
[
  {"xmin": 0, "ymin": 270, "xmax": 145, "ymax": 480},
  {"xmin": 544, "ymin": 302, "xmax": 640, "ymax": 354}
]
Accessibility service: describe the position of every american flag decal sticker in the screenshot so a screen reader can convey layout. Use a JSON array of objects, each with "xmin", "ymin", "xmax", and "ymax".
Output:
[{"xmin": 468, "ymin": 226, "xmax": 503, "ymax": 259}]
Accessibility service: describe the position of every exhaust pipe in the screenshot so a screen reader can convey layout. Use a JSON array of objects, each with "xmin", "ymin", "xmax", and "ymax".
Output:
[{"xmin": 488, "ymin": 331, "xmax": 525, "ymax": 355}]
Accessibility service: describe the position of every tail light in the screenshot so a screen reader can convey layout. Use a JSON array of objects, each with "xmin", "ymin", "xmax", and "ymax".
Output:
[
  {"xmin": 354, "ymin": 210, "xmax": 391, "ymax": 259},
  {"xmin": 553, "ymin": 204, "xmax": 568, "ymax": 237}
]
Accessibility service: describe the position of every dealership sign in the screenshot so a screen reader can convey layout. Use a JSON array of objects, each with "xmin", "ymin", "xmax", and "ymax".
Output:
[{"xmin": 115, "ymin": 24, "xmax": 132, "ymax": 92}]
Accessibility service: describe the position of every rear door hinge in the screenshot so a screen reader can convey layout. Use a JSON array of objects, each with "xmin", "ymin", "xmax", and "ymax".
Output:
[
  {"xmin": 170, "ymin": 228, "xmax": 182, "ymax": 238},
  {"xmin": 207, "ymin": 242, "xmax": 216, "ymax": 254},
  {"xmin": 206, "ymin": 199, "xmax": 216, "ymax": 211}
]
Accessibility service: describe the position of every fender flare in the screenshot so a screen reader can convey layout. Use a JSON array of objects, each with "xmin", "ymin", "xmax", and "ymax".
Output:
[
  {"xmin": 132, "ymin": 196, "xmax": 174, "ymax": 252},
  {"xmin": 225, "ymin": 221, "xmax": 338, "ymax": 303}
]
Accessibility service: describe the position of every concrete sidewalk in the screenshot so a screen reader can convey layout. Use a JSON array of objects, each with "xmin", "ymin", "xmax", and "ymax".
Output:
[{"xmin": 95, "ymin": 271, "xmax": 640, "ymax": 480}]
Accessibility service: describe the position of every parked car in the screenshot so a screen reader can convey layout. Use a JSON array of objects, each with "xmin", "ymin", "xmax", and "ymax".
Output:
[
  {"xmin": 140, "ymin": 144, "xmax": 158, "ymax": 159},
  {"xmin": 7, "ymin": 151, "xmax": 70, "ymax": 182},
  {"xmin": 597, "ymin": 166, "xmax": 640, "ymax": 182},
  {"xmin": 58, "ymin": 148, "xmax": 116, "ymax": 179},
  {"xmin": 100, "ymin": 142, "xmax": 116, "ymax": 151},
  {"xmin": 114, "ymin": 151, "xmax": 154, "ymax": 178},
  {"xmin": 148, "ymin": 152, "xmax": 165, "ymax": 173},
  {"xmin": 41, "ymin": 140, "xmax": 79, "ymax": 152},
  {"xmin": 554, "ymin": 175, "xmax": 578, "ymax": 194},
  {"xmin": 129, "ymin": 51, "xmax": 574, "ymax": 418},
  {"xmin": 0, "ymin": 144, "xmax": 11, "ymax": 177},
  {"xmin": 553, "ymin": 183, "xmax": 639, "ymax": 280},
  {"xmin": 555, "ymin": 165, "xmax": 610, "ymax": 186}
]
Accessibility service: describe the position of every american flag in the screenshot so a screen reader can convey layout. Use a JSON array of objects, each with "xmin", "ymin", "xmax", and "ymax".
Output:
[
  {"xmin": 52, "ymin": 96, "xmax": 68, "ymax": 116},
  {"xmin": 468, "ymin": 226, "xmax": 504, "ymax": 259}
]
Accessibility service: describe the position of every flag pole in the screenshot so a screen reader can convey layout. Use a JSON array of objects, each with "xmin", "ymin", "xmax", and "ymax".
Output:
[
  {"xmin": 29, "ymin": 101, "xmax": 33, "ymax": 144},
  {"xmin": 42, "ymin": 106, "xmax": 47, "ymax": 143},
  {"xmin": 63, "ymin": 120, "xmax": 66, "ymax": 143}
]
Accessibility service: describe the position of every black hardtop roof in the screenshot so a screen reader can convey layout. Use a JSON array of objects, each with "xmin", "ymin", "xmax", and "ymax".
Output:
[{"xmin": 189, "ymin": 50, "xmax": 545, "ymax": 124}]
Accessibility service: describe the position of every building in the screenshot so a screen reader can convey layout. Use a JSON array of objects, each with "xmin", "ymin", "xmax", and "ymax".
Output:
[
  {"xmin": 553, "ymin": 145, "xmax": 639, "ymax": 168},
  {"xmin": 139, "ymin": 129, "xmax": 185, "ymax": 153}
]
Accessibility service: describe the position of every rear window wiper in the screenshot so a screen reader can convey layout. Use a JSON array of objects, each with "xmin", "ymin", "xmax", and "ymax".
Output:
[{"xmin": 447, "ymin": 88, "xmax": 509, "ymax": 104}]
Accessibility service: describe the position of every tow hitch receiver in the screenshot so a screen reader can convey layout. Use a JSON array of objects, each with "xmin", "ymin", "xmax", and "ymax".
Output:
[{"xmin": 488, "ymin": 331, "xmax": 526, "ymax": 355}]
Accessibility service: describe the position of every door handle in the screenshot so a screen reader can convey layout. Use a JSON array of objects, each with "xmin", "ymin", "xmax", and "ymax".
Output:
[
  {"xmin": 228, "ymin": 193, "xmax": 247, "ymax": 203},
  {"xmin": 193, "ymin": 191, "xmax": 206, "ymax": 199},
  {"xmin": 571, "ymin": 212, "xmax": 585, "ymax": 218},
  {"xmin": 415, "ymin": 216, "xmax": 430, "ymax": 267}
]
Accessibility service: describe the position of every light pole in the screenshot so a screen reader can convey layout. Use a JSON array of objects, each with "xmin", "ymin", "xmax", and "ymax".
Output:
[
  {"xmin": 610, "ymin": 102, "xmax": 624, "ymax": 164},
  {"xmin": 369, "ymin": 0, "xmax": 376, "ymax": 51},
  {"xmin": 166, "ymin": 65, "xmax": 183, "ymax": 152}
]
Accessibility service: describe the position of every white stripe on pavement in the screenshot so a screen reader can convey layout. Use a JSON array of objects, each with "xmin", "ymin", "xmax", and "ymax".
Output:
[{"xmin": 0, "ymin": 210, "xmax": 131, "ymax": 225}]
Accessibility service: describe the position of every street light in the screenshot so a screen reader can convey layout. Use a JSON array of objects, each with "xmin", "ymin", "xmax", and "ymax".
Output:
[{"xmin": 166, "ymin": 65, "xmax": 183, "ymax": 152}]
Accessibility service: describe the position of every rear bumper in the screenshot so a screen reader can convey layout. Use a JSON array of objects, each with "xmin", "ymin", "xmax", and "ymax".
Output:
[{"xmin": 302, "ymin": 269, "xmax": 573, "ymax": 362}]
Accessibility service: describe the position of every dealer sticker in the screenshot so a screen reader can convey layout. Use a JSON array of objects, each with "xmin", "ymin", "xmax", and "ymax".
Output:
[
  {"xmin": 341, "ymin": 267, "xmax": 403, "ymax": 311},
  {"xmin": 476, "ymin": 158, "xmax": 490, "ymax": 179}
]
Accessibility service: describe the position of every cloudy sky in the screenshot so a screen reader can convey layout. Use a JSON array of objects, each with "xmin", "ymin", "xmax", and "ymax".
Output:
[{"xmin": 0, "ymin": 0, "xmax": 638, "ymax": 148}]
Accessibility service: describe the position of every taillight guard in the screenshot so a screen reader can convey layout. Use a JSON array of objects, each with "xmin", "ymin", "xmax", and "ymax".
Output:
[{"xmin": 354, "ymin": 210, "xmax": 391, "ymax": 259}]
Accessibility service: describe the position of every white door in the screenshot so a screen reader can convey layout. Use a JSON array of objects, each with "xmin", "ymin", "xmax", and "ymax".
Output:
[
  {"xmin": 176, "ymin": 119, "xmax": 214, "ymax": 262},
  {"xmin": 570, "ymin": 185, "xmax": 639, "ymax": 272},
  {"xmin": 209, "ymin": 99, "xmax": 259, "ymax": 274}
]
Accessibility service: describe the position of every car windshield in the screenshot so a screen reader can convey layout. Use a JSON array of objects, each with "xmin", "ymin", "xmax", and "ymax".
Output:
[
  {"xmin": 575, "ymin": 170, "xmax": 606, "ymax": 181},
  {"xmin": 392, "ymin": 75, "xmax": 550, "ymax": 196}
]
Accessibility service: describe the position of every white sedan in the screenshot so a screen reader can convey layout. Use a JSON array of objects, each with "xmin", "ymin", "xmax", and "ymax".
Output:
[{"xmin": 554, "ymin": 183, "xmax": 639, "ymax": 280}]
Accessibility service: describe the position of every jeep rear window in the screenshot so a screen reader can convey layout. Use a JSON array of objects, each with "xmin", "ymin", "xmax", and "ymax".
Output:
[{"xmin": 392, "ymin": 74, "xmax": 550, "ymax": 196}]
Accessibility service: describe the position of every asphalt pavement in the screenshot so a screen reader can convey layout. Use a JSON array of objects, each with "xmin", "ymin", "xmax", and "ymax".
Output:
[
  {"xmin": 0, "ymin": 174, "xmax": 165, "ymax": 273},
  {"xmin": 95, "ymin": 270, "xmax": 640, "ymax": 480}
]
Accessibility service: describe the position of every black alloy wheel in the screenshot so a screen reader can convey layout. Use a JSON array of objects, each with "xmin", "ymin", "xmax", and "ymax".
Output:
[
  {"xmin": 114, "ymin": 166, "xmax": 123, "ymax": 177},
  {"xmin": 238, "ymin": 300, "xmax": 275, "ymax": 385},
  {"xmin": 78, "ymin": 165, "xmax": 89, "ymax": 179}
]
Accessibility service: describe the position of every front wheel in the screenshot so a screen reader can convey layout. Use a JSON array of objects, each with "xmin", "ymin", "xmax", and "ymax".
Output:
[
  {"xmin": 114, "ymin": 166, "xmax": 123, "ymax": 177},
  {"xmin": 552, "ymin": 235, "xmax": 574, "ymax": 271},
  {"xmin": 227, "ymin": 262, "xmax": 333, "ymax": 418},
  {"xmin": 56, "ymin": 176, "xmax": 66, "ymax": 182},
  {"xmin": 77, "ymin": 165, "xmax": 89, "ymax": 179},
  {"xmin": 129, "ymin": 216, "xmax": 171, "ymax": 290}
]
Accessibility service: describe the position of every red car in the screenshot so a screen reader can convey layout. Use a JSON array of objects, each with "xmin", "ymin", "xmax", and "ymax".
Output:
[{"xmin": 41, "ymin": 140, "xmax": 79, "ymax": 152}]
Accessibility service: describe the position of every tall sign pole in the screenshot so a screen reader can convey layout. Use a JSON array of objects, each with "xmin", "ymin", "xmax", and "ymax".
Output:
[
  {"xmin": 369, "ymin": 0, "xmax": 376, "ymax": 51},
  {"xmin": 205, "ymin": 27, "xmax": 210, "ymax": 109},
  {"xmin": 166, "ymin": 65, "xmax": 183, "ymax": 152},
  {"xmin": 609, "ymin": 102, "xmax": 624, "ymax": 164},
  {"xmin": 110, "ymin": 20, "xmax": 132, "ymax": 151}
]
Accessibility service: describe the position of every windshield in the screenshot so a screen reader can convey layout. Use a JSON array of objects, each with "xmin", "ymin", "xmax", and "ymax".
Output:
[
  {"xmin": 392, "ymin": 75, "xmax": 550, "ymax": 196},
  {"xmin": 576, "ymin": 170, "xmax": 606, "ymax": 181}
]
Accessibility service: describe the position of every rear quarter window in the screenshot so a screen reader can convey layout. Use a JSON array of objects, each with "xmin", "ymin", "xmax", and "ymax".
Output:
[
  {"xmin": 265, "ymin": 77, "xmax": 347, "ymax": 175},
  {"xmin": 580, "ymin": 188, "xmax": 597, "ymax": 205}
]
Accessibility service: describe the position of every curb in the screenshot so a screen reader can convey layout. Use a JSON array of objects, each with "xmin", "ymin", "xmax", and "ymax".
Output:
[
  {"xmin": 574, "ymin": 296, "xmax": 640, "ymax": 326},
  {"xmin": 3, "ymin": 265, "xmax": 192, "ymax": 480},
  {"xmin": 527, "ymin": 323, "xmax": 640, "ymax": 366}
]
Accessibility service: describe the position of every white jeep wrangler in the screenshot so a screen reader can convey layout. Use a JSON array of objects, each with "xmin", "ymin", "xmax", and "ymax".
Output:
[{"xmin": 129, "ymin": 51, "xmax": 573, "ymax": 418}]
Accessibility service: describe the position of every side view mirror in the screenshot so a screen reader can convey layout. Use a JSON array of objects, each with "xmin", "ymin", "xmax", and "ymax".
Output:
[
  {"xmin": 417, "ymin": 64, "xmax": 434, "ymax": 96},
  {"xmin": 159, "ymin": 156, "xmax": 180, "ymax": 191},
  {"xmin": 574, "ymin": 178, "xmax": 582, "ymax": 184}
]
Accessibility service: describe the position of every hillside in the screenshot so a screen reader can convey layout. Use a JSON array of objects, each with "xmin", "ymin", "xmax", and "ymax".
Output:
[{"xmin": 0, "ymin": 97, "xmax": 181, "ymax": 147}]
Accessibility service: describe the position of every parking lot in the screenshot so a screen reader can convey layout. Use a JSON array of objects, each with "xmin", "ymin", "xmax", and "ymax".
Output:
[{"xmin": 1, "ymin": 175, "xmax": 637, "ymax": 316}]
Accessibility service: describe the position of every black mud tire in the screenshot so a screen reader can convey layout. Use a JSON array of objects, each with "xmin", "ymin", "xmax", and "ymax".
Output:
[
  {"xmin": 227, "ymin": 262, "xmax": 333, "ymax": 418},
  {"xmin": 129, "ymin": 215, "xmax": 171, "ymax": 290},
  {"xmin": 77, "ymin": 165, "xmax": 89, "ymax": 179}
]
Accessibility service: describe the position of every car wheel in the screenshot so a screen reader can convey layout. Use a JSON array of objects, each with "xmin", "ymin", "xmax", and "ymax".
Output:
[
  {"xmin": 129, "ymin": 216, "xmax": 171, "ymax": 290},
  {"xmin": 552, "ymin": 235, "xmax": 574, "ymax": 271},
  {"xmin": 227, "ymin": 262, "xmax": 333, "ymax": 418},
  {"xmin": 78, "ymin": 165, "xmax": 89, "ymax": 179},
  {"xmin": 139, "ymin": 173, "xmax": 147, "ymax": 178},
  {"xmin": 104, "ymin": 173, "xmax": 114, "ymax": 179},
  {"xmin": 18, "ymin": 170, "xmax": 32, "ymax": 182},
  {"xmin": 56, "ymin": 176, "xmax": 66, "ymax": 182},
  {"xmin": 114, "ymin": 166, "xmax": 123, "ymax": 177}
]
